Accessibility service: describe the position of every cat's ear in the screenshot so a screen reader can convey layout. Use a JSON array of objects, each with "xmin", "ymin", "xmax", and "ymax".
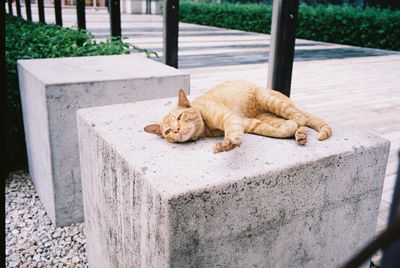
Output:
[
  {"xmin": 144, "ymin": 124, "xmax": 162, "ymax": 136},
  {"xmin": 178, "ymin": 89, "xmax": 190, "ymax": 108}
]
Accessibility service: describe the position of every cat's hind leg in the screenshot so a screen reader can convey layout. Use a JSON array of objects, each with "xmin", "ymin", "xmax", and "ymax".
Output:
[
  {"xmin": 255, "ymin": 89, "xmax": 307, "ymax": 127},
  {"xmin": 244, "ymin": 115, "xmax": 307, "ymax": 145},
  {"xmin": 255, "ymin": 89, "xmax": 331, "ymax": 141}
]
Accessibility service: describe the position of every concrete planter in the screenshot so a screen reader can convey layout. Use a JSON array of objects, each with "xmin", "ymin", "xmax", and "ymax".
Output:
[
  {"xmin": 18, "ymin": 54, "xmax": 189, "ymax": 226},
  {"xmin": 77, "ymin": 98, "xmax": 389, "ymax": 267}
]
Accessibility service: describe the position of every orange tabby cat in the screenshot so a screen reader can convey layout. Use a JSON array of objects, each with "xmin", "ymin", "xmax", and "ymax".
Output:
[{"xmin": 144, "ymin": 80, "xmax": 332, "ymax": 153}]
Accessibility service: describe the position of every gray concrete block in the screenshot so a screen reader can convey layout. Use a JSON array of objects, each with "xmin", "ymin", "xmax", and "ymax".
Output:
[
  {"xmin": 77, "ymin": 98, "xmax": 390, "ymax": 268},
  {"xmin": 18, "ymin": 55, "xmax": 189, "ymax": 226}
]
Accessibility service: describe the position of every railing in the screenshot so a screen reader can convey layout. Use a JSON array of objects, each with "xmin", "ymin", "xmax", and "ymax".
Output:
[
  {"xmin": 4, "ymin": 0, "xmax": 180, "ymax": 69},
  {"xmin": 4, "ymin": 0, "xmax": 299, "ymax": 96}
]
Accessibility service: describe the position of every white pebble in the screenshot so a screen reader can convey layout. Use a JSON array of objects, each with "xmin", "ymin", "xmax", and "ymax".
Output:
[{"xmin": 6, "ymin": 171, "xmax": 88, "ymax": 266}]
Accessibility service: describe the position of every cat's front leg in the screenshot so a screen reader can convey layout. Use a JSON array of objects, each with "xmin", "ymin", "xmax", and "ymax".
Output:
[
  {"xmin": 212, "ymin": 116, "xmax": 244, "ymax": 153},
  {"xmin": 213, "ymin": 136, "xmax": 242, "ymax": 154}
]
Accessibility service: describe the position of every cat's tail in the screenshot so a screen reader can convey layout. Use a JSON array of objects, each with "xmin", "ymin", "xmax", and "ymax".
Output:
[{"xmin": 301, "ymin": 112, "xmax": 332, "ymax": 141}]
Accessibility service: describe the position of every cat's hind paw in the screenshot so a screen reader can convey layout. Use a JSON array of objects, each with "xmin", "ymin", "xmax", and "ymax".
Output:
[
  {"xmin": 213, "ymin": 137, "xmax": 242, "ymax": 153},
  {"xmin": 318, "ymin": 125, "xmax": 332, "ymax": 141},
  {"xmin": 295, "ymin": 127, "xmax": 308, "ymax": 145}
]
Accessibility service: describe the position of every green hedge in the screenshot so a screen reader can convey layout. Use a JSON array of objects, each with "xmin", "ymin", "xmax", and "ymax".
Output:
[
  {"xmin": 5, "ymin": 15, "xmax": 155, "ymax": 170},
  {"xmin": 180, "ymin": 2, "xmax": 400, "ymax": 51},
  {"xmin": 180, "ymin": 2, "xmax": 273, "ymax": 33}
]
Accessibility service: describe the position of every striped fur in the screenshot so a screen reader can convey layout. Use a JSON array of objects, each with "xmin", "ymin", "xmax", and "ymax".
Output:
[{"xmin": 144, "ymin": 80, "xmax": 332, "ymax": 153}]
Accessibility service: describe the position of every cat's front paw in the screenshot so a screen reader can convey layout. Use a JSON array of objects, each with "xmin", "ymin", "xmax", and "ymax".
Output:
[{"xmin": 213, "ymin": 137, "xmax": 242, "ymax": 153}]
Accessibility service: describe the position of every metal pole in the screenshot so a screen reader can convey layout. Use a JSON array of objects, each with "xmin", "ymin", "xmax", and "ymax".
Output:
[
  {"xmin": 37, "ymin": 0, "xmax": 45, "ymax": 23},
  {"xmin": 146, "ymin": 0, "xmax": 150, "ymax": 14},
  {"xmin": 76, "ymin": 0, "xmax": 86, "ymax": 30},
  {"xmin": 25, "ymin": 0, "xmax": 32, "ymax": 21},
  {"xmin": 0, "ymin": 4, "xmax": 7, "ymax": 265},
  {"xmin": 149, "ymin": 0, "xmax": 152, "ymax": 14},
  {"xmin": 163, "ymin": 0, "xmax": 179, "ymax": 68},
  {"xmin": 109, "ymin": 0, "xmax": 121, "ymax": 37},
  {"xmin": 54, "ymin": 0, "xmax": 62, "ymax": 26},
  {"xmin": 267, "ymin": 0, "xmax": 299, "ymax": 97},
  {"xmin": 15, "ymin": 0, "xmax": 21, "ymax": 17},
  {"xmin": 7, "ymin": 0, "xmax": 13, "ymax": 15}
]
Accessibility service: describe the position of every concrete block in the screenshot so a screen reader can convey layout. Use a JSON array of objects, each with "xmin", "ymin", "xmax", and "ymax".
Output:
[
  {"xmin": 18, "ymin": 55, "xmax": 189, "ymax": 226},
  {"xmin": 77, "ymin": 98, "xmax": 390, "ymax": 268}
]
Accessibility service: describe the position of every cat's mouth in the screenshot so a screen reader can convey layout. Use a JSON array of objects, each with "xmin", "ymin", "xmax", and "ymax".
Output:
[
  {"xmin": 176, "ymin": 132, "xmax": 189, "ymax": 143},
  {"xmin": 176, "ymin": 128, "xmax": 195, "ymax": 143},
  {"xmin": 176, "ymin": 133, "xmax": 183, "ymax": 142}
]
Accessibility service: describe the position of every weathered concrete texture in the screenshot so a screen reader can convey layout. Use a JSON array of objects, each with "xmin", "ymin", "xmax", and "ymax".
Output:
[
  {"xmin": 18, "ymin": 55, "xmax": 189, "ymax": 226},
  {"xmin": 77, "ymin": 98, "xmax": 390, "ymax": 268}
]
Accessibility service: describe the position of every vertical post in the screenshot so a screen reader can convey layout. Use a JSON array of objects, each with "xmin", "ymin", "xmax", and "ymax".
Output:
[
  {"xmin": 37, "ymin": 0, "xmax": 45, "ymax": 23},
  {"xmin": 109, "ymin": 0, "xmax": 121, "ymax": 37},
  {"xmin": 146, "ymin": 0, "xmax": 151, "ymax": 14},
  {"xmin": 163, "ymin": 0, "xmax": 179, "ymax": 68},
  {"xmin": 7, "ymin": 0, "xmax": 13, "ymax": 15},
  {"xmin": 15, "ymin": 0, "xmax": 21, "ymax": 17},
  {"xmin": 267, "ymin": 0, "xmax": 299, "ymax": 97},
  {"xmin": 76, "ymin": 0, "xmax": 86, "ymax": 30},
  {"xmin": 25, "ymin": 0, "xmax": 32, "ymax": 21},
  {"xmin": 54, "ymin": 0, "xmax": 62, "ymax": 26},
  {"xmin": 0, "ymin": 3, "xmax": 7, "ymax": 266}
]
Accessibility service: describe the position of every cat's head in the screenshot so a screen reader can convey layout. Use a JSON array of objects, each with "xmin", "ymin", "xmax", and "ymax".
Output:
[{"xmin": 144, "ymin": 90, "xmax": 204, "ymax": 143}]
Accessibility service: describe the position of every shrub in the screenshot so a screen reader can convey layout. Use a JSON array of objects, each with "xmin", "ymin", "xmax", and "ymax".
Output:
[
  {"xmin": 297, "ymin": 5, "xmax": 400, "ymax": 51},
  {"xmin": 180, "ymin": 2, "xmax": 400, "ymax": 51},
  {"xmin": 5, "ymin": 15, "xmax": 155, "ymax": 170},
  {"xmin": 180, "ymin": 2, "xmax": 273, "ymax": 33}
]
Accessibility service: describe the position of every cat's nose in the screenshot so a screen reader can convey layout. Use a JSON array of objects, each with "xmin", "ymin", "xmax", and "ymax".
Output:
[{"xmin": 174, "ymin": 128, "xmax": 180, "ymax": 133}]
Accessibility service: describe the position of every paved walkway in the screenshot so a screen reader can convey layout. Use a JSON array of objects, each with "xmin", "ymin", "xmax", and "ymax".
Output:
[{"xmin": 10, "ymin": 4, "xmax": 400, "ymax": 239}]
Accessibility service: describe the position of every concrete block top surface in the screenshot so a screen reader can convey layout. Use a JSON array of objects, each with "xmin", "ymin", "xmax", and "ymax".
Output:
[
  {"xmin": 17, "ymin": 54, "xmax": 187, "ymax": 85},
  {"xmin": 78, "ymin": 96, "xmax": 390, "ymax": 199}
]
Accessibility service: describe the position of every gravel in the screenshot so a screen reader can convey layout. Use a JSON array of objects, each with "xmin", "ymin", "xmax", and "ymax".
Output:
[{"xmin": 6, "ymin": 171, "xmax": 88, "ymax": 267}]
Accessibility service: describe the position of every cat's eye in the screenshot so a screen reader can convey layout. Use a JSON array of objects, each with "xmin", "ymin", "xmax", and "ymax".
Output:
[
  {"xmin": 177, "ymin": 113, "xmax": 183, "ymax": 121},
  {"xmin": 165, "ymin": 129, "xmax": 172, "ymax": 135}
]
